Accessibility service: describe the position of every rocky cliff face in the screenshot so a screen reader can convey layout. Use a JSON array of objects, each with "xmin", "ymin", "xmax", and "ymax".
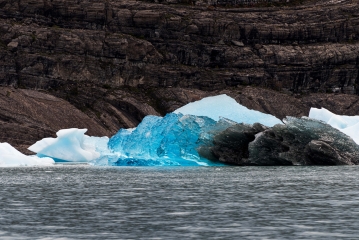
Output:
[
  {"xmin": 0, "ymin": 0, "xmax": 359, "ymax": 152},
  {"xmin": 1, "ymin": 0, "xmax": 359, "ymax": 92}
]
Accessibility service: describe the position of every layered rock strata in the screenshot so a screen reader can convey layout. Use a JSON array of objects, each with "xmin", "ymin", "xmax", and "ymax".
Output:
[
  {"xmin": 0, "ymin": 0, "xmax": 358, "ymax": 93},
  {"xmin": 0, "ymin": 87, "xmax": 107, "ymax": 154}
]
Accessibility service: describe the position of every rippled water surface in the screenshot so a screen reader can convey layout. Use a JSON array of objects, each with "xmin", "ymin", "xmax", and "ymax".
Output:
[{"xmin": 1, "ymin": 165, "xmax": 359, "ymax": 239}]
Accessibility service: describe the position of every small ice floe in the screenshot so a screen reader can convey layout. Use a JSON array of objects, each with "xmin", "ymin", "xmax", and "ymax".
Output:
[{"xmin": 0, "ymin": 142, "xmax": 54, "ymax": 167}]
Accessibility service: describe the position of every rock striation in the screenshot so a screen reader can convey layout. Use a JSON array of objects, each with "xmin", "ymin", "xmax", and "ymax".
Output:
[
  {"xmin": 0, "ymin": 0, "xmax": 358, "ymax": 93},
  {"xmin": 0, "ymin": 87, "xmax": 108, "ymax": 154}
]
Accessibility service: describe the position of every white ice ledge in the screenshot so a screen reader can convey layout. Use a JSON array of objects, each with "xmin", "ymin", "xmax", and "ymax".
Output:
[
  {"xmin": 174, "ymin": 94, "xmax": 283, "ymax": 127},
  {"xmin": 0, "ymin": 142, "xmax": 54, "ymax": 167},
  {"xmin": 309, "ymin": 107, "xmax": 359, "ymax": 144}
]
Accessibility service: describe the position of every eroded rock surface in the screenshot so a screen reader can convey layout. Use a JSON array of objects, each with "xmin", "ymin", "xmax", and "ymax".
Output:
[
  {"xmin": 0, "ymin": 87, "xmax": 107, "ymax": 153},
  {"xmin": 205, "ymin": 117, "xmax": 359, "ymax": 166}
]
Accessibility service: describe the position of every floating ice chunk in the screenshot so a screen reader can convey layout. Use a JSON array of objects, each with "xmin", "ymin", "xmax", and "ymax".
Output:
[
  {"xmin": 174, "ymin": 94, "xmax": 282, "ymax": 127},
  {"xmin": 94, "ymin": 113, "xmax": 233, "ymax": 166},
  {"xmin": 28, "ymin": 128, "xmax": 106, "ymax": 162},
  {"xmin": 309, "ymin": 107, "xmax": 359, "ymax": 144},
  {"xmin": 93, "ymin": 94, "xmax": 284, "ymax": 166},
  {"xmin": 0, "ymin": 142, "xmax": 54, "ymax": 167}
]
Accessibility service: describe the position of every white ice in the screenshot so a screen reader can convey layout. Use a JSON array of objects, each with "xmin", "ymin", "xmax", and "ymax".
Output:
[
  {"xmin": 28, "ymin": 128, "xmax": 108, "ymax": 162},
  {"xmin": 0, "ymin": 142, "xmax": 54, "ymax": 167},
  {"xmin": 309, "ymin": 107, "xmax": 359, "ymax": 144},
  {"xmin": 174, "ymin": 94, "xmax": 282, "ymax": 127}
]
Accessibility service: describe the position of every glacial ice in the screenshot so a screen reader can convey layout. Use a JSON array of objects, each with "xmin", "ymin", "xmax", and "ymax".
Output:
[
  {"xmin": 174, "ymin": 94, "xmax": 282, "ymax": 127},
  {"xmin": 15, "ymin": 94, "xmax": 283, "ymax": 165},
  {"xmin": 28, "ymin": 128, "xmax": 109, "ymax": 162},
  {"xmin": 95, "ymin": 113, "xmax": 235, "ymax": 166},
  {"xmin": 93, "ymin": 94, "xmax": 284, "ymax": 166},
  {"xmin": 2, "ymin": 94, "xmax": 356, "ymax": 167},
  {"xmin": 309, "ymin": 108, "xmax": 359, "ymax": 144},
  {"xmin": 0, "ymin": 142, "xmax": 54, "ymax": 167}
]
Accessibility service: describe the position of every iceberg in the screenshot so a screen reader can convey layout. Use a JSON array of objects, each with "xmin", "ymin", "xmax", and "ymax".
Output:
[
  {"xmin": 95, "ymin": 113, "xmax": 235, "ymax": 166},
  {"xmin": 22, "ymin": 94, "xmax": 283, "ymax": 166},
  {"xmin": 5, "ymin": 94, "xmax": 359, "ymax": 167},
  {"xmin": 93, "ymin": 94, "xmax": 283, "ymax": 166},
  {"xmin": 309, "ymin": 108, "xmax": 359, "ymax": 144},
  {"xmin": 174, "ymin": 94, "xmax": 282, "ymax": 127},
  {"xmin": 0, "ymin": 142, "xmax": 54, "ymax": 167},
  {"xmin": 28, "ymin": 128, "xmax": 109, "ymax": 162}
]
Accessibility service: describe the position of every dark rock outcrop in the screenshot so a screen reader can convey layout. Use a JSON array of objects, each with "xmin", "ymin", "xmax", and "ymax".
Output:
[
  {"xmin": 208, "ymin": 123, "xmax": 267, "ymax": 164},
  {"xmin": 0, "ymin": 86, "xmax": 159, "ymax": 154},
  {"xmin": 0, "ymin": 87, "xmax": 108, "ymax": 154},
  {"xmin": 204, "ymin": 117, "xmax": 359, "ymax": 165}
]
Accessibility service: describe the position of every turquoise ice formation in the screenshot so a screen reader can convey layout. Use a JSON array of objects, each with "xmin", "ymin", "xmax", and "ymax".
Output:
[
  {"xmin": 98, "ymin": 94, "xmax": 282, "ymax": 166},
  {"xmin": 95, "ymin": 113, "xmax": 235, "ymax": 166},
  {"xmin": 27, "ymin": 94, "xmax": 283, "ymax": 166}
]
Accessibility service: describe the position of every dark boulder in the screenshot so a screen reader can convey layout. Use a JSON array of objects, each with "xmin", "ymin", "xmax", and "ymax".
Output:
[
  {"xmin": 203, "ymin": 117, "xmax": 359, "ymax": 166},
  {"xmin": 209, "ymin": 123, "xmax": 267, "ymax": 165},
  {"xmin": 304, "ymin": 140, "xmax": 354, "ymax": 166}
]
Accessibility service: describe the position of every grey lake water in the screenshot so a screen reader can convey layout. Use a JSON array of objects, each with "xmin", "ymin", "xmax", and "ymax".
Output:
[{"xmin": 1, "ymin": 165, "xmax": 359, "ymax": 239}]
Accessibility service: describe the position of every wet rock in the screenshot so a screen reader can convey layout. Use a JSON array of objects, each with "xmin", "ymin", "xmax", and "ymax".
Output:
[
  {"xmin": 6, "ymin": 41, "xmax": 18, "ymax": 51},
  {"xmin": 204, "ymin": 117, "xmax": 359, "ymax": 166},
  {"xmin": 0, "ymin": 87, "xmax": 110, "ymax": 154},
  {"xmin": 209, "ymin": 123, "xmax": 266, "ymax": 165},
  {"xmin": 304, "ymin": 140, "xmax": 354, "ymax": 166}
]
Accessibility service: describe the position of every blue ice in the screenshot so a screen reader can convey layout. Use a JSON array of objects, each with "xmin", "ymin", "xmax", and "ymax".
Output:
[{"xmin": 93, "ymin": 113, "xmax": 235, "ymax": 166}]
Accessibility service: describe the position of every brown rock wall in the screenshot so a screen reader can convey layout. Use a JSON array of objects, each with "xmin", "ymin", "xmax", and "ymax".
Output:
[{"xmin": 0, "ymin": 0, "xmax": 358, "ymax": 92}]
